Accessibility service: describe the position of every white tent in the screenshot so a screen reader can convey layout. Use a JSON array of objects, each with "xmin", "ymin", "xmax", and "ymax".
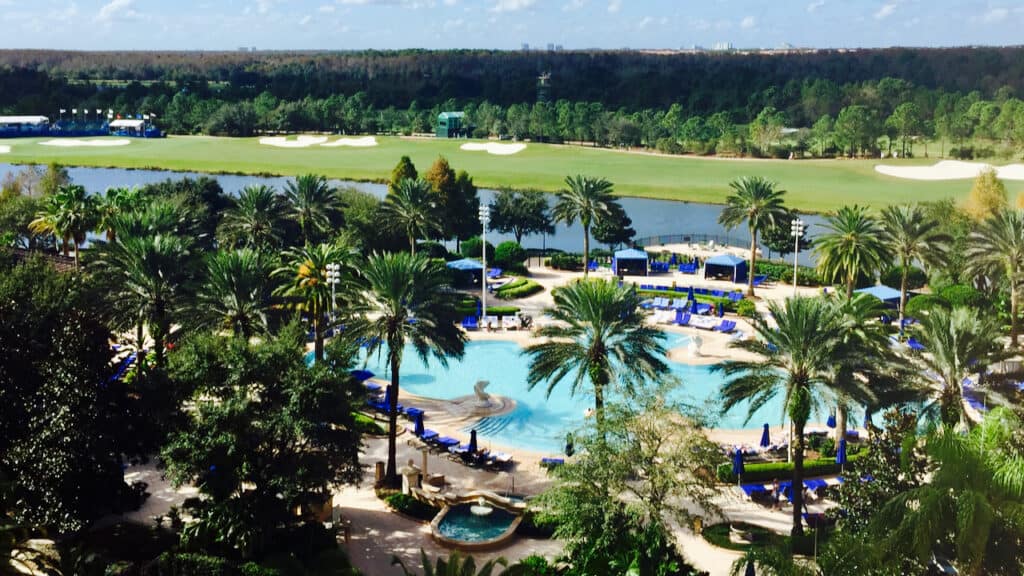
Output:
[
  {"xmin": 0, "ymin": 116, "xmax": 49, "ymax": 126},
  {"xmin": 109, "ymin": 119, "xmax": 145, "ymax": 129}
]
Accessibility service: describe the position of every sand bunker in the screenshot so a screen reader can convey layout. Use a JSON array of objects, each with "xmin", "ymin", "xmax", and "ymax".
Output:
[
  {"xmin": 320, "ymin": 136, "xmax": 378, "ymax": 148},
  {"xmin": 39, "ymin": 139, "xmax": 131, "ymax": 147},
  {"xmin": 875, "ymin": 160, "xmax": 1024, "ymax": 181},
  {"xmin": 259, "ymin": 135, "xmax": 330, "ymax": 148},
  {"xmin": 460, "ymin": 142, "xmax": 527, "ymax": 156},
  {"xmin": 0, "ymin": 145, "xmax": 9, "ymax": 154}
]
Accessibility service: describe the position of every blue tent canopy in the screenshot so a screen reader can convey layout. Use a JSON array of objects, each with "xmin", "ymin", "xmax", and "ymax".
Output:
[
  {"xmin": 704, "ymin": 254, "xmax": 748, "ymax": 283},
  {"xmin": 446, "ymin": 258, "xmax": 484, "ymax": 271},
  {"xmin": 615, "ymin": 248, "xmax": 649, "ymax": 260},
  {"xmin": 854, "ymin": 284, "xmax": 902, "ymax": 303},
  {"xmin": 613, "ymin": 248, "xmax": 649, "ymax": 276}
]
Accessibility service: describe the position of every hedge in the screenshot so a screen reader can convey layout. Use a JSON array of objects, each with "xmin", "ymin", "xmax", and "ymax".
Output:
[
  {"xmin": 146, "ymin": 552, "xmax": 234, "ymax": 576},
  {"xmin": 382, "ymin": 491, "xmax": 439, "ymax": 522},
  {"xmin": 755, "ymin": 260, "xmax": 821, "ymax": 286},
  {"xmin": 546, "ymin": 253, "xmax": 583, "ymax": 271},
  {"xmin": 716, "ymin": 453, "xmax": 866, "ymax": 483},
  {"xmin": 456, "ymin": 303, "xmax": 521, "ymax": 317},
  {"xmin": 353, "ymin": 412, "xmax": 386, "ymax": 435},
  {"xmin": 496, "ymin": 278, "xmax": 544, "ymax": 299},
  {"xmin": 881, "ymin": 266, "xmax": 927, "ymax": 291}
]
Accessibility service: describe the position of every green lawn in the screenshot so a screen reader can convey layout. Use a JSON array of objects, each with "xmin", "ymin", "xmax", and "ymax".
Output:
[{"xmin": 3, "ymin": 135, "xmax": 1021, "ymax": 213}]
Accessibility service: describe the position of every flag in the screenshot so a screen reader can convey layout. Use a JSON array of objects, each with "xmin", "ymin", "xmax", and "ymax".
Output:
[
  {"xmin": 72, "ymin": 108, "xmax": 77, "ymax": 114},
  {"xmin": 108, "ymin": 109, "xmax": 113, "ymax": 115},
  {"xmin": 143, "ymin": 114, "xmax": 150, "ymax": 120},
  {"xmin": 96, "ymin": 108, "xmax": 102, "ymax": 115},
  {"xmin": 59, "ymin": 109, "xmax": 66, "ymax": 114},
  {"xmin": 149, "ymin": 113, "xmax": 157, "ymax": 119}
]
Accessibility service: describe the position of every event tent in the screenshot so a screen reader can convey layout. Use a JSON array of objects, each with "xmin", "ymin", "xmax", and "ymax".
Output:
[
  {"xmin": 613, "ymin": 248, "xmax": 649, "ymax": 276},
  {"xmin": 854, "ymin": 284, "xmax": 903, "ymax": 307},
  {"xmin": 704, "ymin": 254, "xmax": 748, "ymax": 283},
  {"xmin": 446, "ymin": 258, "xmax": 484, "ymax": 288}
]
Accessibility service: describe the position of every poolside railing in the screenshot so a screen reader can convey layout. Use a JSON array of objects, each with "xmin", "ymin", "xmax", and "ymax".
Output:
[{"xmin": 634, "ymin": 233, "xmax": 746, "ymax": 249}]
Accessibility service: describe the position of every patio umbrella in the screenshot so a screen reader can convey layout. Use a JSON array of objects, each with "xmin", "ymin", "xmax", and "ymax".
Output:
[
  {"xmin": 717, "ymin": 302, "xmax": 725, "ymax": 317},
  {"xmin": 744, "ymin": 559, "xmax": 756, "ymax": 576},
  {"xmin": 350, "ymin": 369, "xmax": 374, "ymax": 382},
  {"xmin": 687, "ymin": 286, "xmax": 695, "ymax": 302},
  {"xmin": 759, "ymin": 424, "xmax": 770, "ymax": 448},
  {"xmin": 414, "ymin": 411, "xmax": 425, "ymax": 437},
  {"xmin": 468, "ymin": 429, "xmax": 478, "ymax": 453},
  {"xmin": 836, "ymin": 438, "xmax": 847, "ymax": 471},
  {"xmin": 826, "ymin": 412, "xmax": 836, "ymax": 428},
  {"xmin": 732, "ymin": 448, "xmax": 745, "ymax": 485}
]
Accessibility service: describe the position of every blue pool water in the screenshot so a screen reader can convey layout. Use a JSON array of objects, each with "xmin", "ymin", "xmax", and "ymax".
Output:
[
  {"xmin": 351, "ymin": 337, "xmax": 805, "ymax": 454},
  {"xmin": 437, "ymin": 504, "xmax": 517, "ymax": 543}
]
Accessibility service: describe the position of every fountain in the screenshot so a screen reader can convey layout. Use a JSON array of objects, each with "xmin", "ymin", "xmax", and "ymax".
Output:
[
  {"xmin": 470, "ymin": 497, "xmax": 493, "ymax": 516},
  {"xmin": 429, "ymin": 492, "xmax": 524, "ymax": 551}
]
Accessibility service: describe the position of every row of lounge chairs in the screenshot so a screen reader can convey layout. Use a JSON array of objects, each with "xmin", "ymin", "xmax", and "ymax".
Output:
[
  {"xmin": 638, "ymin": 284, "xmax": 745, "ymax": 302},
  {"xmin": 649, "ymin": 309, "xmax": 737, "ymax": 332},
  {"xmin": 642, "ymin": 297, "xmax": 713, "ymax": 315},
  {"xmin": 462, "ymin": 315, "xmax": 521, "ymax": 331}
]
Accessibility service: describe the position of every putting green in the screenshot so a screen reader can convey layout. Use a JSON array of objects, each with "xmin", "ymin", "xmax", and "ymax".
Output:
[{"xmin": 3, "ymin": 135, "xmax": 1017, "ymax": 213}]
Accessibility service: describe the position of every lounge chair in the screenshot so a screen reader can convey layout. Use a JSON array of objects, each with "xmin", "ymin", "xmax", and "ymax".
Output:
[
  {"xmin": 540, "ymin": 457, "xmax": 565, "ymax": 469},
  {"xmin": 461, "ymin": 316, "xmax": 479, "ymax": 331},
  {"xmin": 405, "ymin": 407, "xmax": 425, "ymax": 420},
  {"xmin": 502, "ymin": 316, "xmax": 520, "ymax": 330},
  {"xmin": 907, "ymin": 337, "xmax": 925, "ymax": 351},
  {"xmin": 670, "ymin": 298, "xmax": 687, "ymax": 309},
  {"xmin": 430, "ymin": 436, "xmax": 460, "ymax": 452},
  {"xmin": 714, "ymin": 320, "xmax": 737, "ymax": 333},
  {"xmin": 486, "ymin": 452, "xmax": 515, "ymax": 471},
  {"xmin": 675, "ymin": 311, "xmax": 691, "ymax": 326},
  {"xmin": 752, "ymin": 275, "xmax": 768, "ymax": 287}
]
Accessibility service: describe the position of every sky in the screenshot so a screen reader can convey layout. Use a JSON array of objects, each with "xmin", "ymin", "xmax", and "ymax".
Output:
[{"xmin": 1, "ymin": 0, "xmax": 1023, "ymax": 51}]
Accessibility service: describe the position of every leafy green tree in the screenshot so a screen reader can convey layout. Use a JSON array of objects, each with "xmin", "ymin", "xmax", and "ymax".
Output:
[
  {"xmin": 423, "ymin": 156, "xmax": 458, "ymax": 239},
  {"xmin": 344, "ymin": 252, "xmax": 465, "ymax": 486},
  {"xmin": 810, "ymin": 114, "xmax": 835, "ymax": 156},
  {"xmin": 886, "ymin": 102, "xmax": 923, "ymax": 157},
  {"xmin": 0, "ymin": 194, "xmax": 51, "ymax": 250},
  {"xmin": 717, "ymin": 296, "xmax": 870, "ymax": 538},
  {"xmin": 834, "ymin": 105, "xmax": 881, "ymax": 156},
  {"xmin": 162, "ymin": 328, "xmax": 363, "ymax": 559},
  {"xmin": 553, "ymin": 175, "xmax": 618, "ymax": 277},
  {"xmin": 761, "ymin": 210, "xmax": 812, "ymax": 260},
  {"xmin": 383, "ymin": 178, "xmax": 441, "ymax": 256},
  {"xmin": 524, "ymin": 279, "xmax": 667, "ymax": 426},
  {"xmin": 392, "ymin": 549, "xmax": 509, "ymax": 576},
  {"xmin": 450, "ymin": 170, "xmax": 481, "ymax": 249},
  {"xmin": 389, "ymin": 155, "xmax": 418, "ymax": 196},
  {"xmin": 38, "ymin": 162, "xmax": 70, "ymax": 197},
  {"xmin": 95, "ymin": 186, "xmax": 142, "ymax": 243},
  {"xmin": 273, "ymin": 242, "xmax": 353, "ymax": 363},
  {"xmin": 490, "ymin": 189, "xmax": 554, "ymax": 245},
  {"xmin": 218, "ymin": 184, "xmax": 286, "ymax": 249},
  {"xmin": 29, "ymin": 184, "xmax": 96, "ymax": 268},
  {"xmin": 749, "ymin": 106, "xmax": 786, "ymax": 154},
  {"xmin": 717, "ymin": 176, "xmax": 788, "ymax": 297},
  {"xmin": 964, "ymin": 167, "xmax": 1008, "ymax": 222},
  {"xmin": 967, "ymin": 208, "xmax": 1024, "ymax": 346},
  {"xmin": 880, "ymin": 204, "xmax": 950, "ymax": 327},
  {"xmin": 283, "ymin": 174, "xmax": 342, "ymax": 246},
  {"xmin": 195, "ymin": 248, "xmax": 277, "ymax": 338},
  {"xmin": 591, "ymin": 201, "xmax": 636, "ymax": 251},
  {"xmin": 814, "ymin": 205, "xmax": 892, "ymax": 297}
]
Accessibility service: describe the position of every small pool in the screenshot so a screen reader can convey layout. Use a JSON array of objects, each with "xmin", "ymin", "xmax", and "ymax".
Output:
[{"xmin": 435, "ymin": 504, "xmax": 518, "ymax": 544}]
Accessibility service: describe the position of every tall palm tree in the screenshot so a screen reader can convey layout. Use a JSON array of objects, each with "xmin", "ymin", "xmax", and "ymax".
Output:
[
  {"xmin": 967, "ymin": 209, "xmax": 1024, "ymax": 347},
  {"xmin": 911, "ymin": 306, "xmax": 1008, "ymax": 428},
  {"xmin": 716, "ymin": 296, "xmax": 870, "ymax": 538},
  {"xmin": 219, "ymin": 184, "xmax": 285, "ymax": 249},
  {"xmin": 815, "ymin": 204, "xmax": 892, "ymax": 297},
  {"xmin": 283, "ymin": 174, "xmax": 342, "ymax": 245},
  {"xmin": 91, "ymin": 234, "xmax": 193, "ymax": 367},
  {"xmin": 717, "ymin": 176, "xmax": 788, "ymax": 297},
  {"xmin": 345, "ymin": 252, "xmax": 465, "ymax": 486},
  {"xmin": 877, "ymin": 408, "xmax": 1024, "ymax": 575},
  {"xmin": 95, "ymin": 186, "xmax": 141, "ymax": 243},
  {"xmin": 382, "ymin": 178, "xmax": 440, "ymax": 256},
  {"xmin": 273, "ymin": 242, "xmax": 353, "ymax": 363},
  {"xmin": 552, "ymin": 175, "xmax": 618, "ymax": 277},
  {"xmin": 880, "ymin": 204, "xmax": 950, "ymax": 328},
  {"xmin": 29, "ymin": 184, "xmax": 96, "ymax": 268},
  {"xmin": 524, "ymin": 279, "xmax": 669, "ymax": 427},
  {"xmin": 195, "ymin": 249, "xmax": 277, "ymax": 338}
]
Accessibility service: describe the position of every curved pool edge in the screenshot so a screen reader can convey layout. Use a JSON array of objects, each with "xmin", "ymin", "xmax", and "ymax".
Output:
[{"xmin": 429, "ymin": 492, "xmax": 525, "ymax": 551}]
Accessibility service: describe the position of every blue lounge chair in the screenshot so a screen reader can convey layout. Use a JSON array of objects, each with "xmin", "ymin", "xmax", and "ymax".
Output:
[
  {"xmin": 676, "ymin": 312, "xmax": 691, "ymax": 326},
  {"xmin": 432, "ymin": 436, "xmax": 460, "ymax": 450},
  {"xmin": 405, "ymin": 407, "xmax": 425, "ymax": 420},
  {"xmin": 461, "ymin": 316, "xmax": 479, "ymax": 330},
  {"xmin": 540, "ymin": 457, "xmax": 565, "ymax": 468},
  {"xmin": 365, "ymin": 382, "xmax": 382, "ymax": 394},
  {"xmin": 752, "ymin": 274, "xmax": 768, "ymax": 287},
  {"xmin": 419, "ymin": 429, "xmax": 439, "ymax": 441},
  {"xmin": 907, "ymin": 337, "xmax": 925, "ymax": 351}
]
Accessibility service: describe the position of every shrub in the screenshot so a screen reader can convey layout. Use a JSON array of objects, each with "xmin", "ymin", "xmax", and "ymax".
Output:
[
  {"xmin": 655, "ymin": 137, "xmax": 684, "ymax": 155},
  {"xmin": 938, "ymin": 284, "xmax": 987, "ymax": 308},
  {"xmin": 240, "ymin": 564, "xmax": 282, "ymax": 576},
  {"xmin": 754, "ymin": 260, "xmax": 820, "ymax": 286},
  {"xmin": 905, "ymin": 294, "xmax": 948, "ymax": 317},
  {"xmin": 512, "ymin": 554, "xmax": 560, "ymax": 575},
  {"xmin": 418, "ymin": 241, "xmax": 450, "ymax": 260},
  {"xmin": 736, "ymin": 299, "xmax": 757, "ymax": 318},
  {"xmin": 496, "ymin": 278, "xmax": 543, "ymax": 299},
  {"xmin": 516, "ymin": 511, "xmax": 557, "ymax": 539},
  {"xmin": 820, "ymin": 437, "xmax": 836, "ymax": 458},
  {"xmin": 460, "ymin": 236, "xmax": 495, "ymax": 261},
  {"xmin": 382, "ymin": 492, "xmax": 439, "ymax": 522},
  {"xmin": 148, "ymin": 552, "xmax": 233, "ymax": 576},
  {"xmin": 547, "ymin": 253, "xmax": 583, "ymax": 271},
  {"xmin": 352, "ymin": 412, "xmax": 385, "ymax": 435},
  {"xmin": 494, "ymin": 241, "xmax": 528, "ymax": 268},
  {"xmin": 716, "ymin": 453, "xmax": 865, "ymax": 483},
  {"xmin": 881, "ymin": 266, "xmax": 927, "ymax": 291}
]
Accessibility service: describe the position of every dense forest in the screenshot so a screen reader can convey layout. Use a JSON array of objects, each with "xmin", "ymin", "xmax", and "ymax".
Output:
[{"xmin": 4, "ymin": 47, "xmax": 1024, "ymax": 158}]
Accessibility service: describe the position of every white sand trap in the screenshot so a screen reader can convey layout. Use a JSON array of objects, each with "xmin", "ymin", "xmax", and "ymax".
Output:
[
  {"xmin": 460, "ymin": 142, "xmax": 527, "ymax": 156},
  {"xmin": 320, "ymin": 136, "xmax": 378, "ymax": 148},
  {"xmin": 875, "ymin": 160, "xmax": 1024, "ymax": 181},
  {"xmin": 39, "ymin": 138, "xmax": 131, "ymax": 147},
  {"xmin": 0, "ymin": 145, "xmax": 9, "ymax": 154},
  {"xmin": 258, "ymin": 135, "xmax": 329, "ymax": 148}
]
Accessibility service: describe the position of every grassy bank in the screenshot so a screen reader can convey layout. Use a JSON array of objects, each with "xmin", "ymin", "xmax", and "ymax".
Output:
[{"xmin": 3, "ymin": 135, "xmax": 1019, "ymax": 212}]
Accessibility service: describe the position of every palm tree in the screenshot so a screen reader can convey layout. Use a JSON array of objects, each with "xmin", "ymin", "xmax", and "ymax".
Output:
[
  {"xmin": 716, "ymin": 296, "xmax": 870, "ymax": 538},
  {"xmin": 967, "ymin": 209, "xmax": 1024, "ymax": 347},
  {"xmin": 91, "ymin": 234, "xmax": 193, "ymax": 367},
  {"xmin": 392, "ymin": 549, "xmax": 510, "ymax": 576},
  {"xmin": 880, "ymin": 204, "xmax": 950, "ymax": 329},
  {"xmin": 814, "ymin": 205, "xmax": 892, "ymax": 297},
  {"xmin": 382, "ymin": 178, "xmax": 440, "ymax": 256},
  {"xmin": 552, "ymin": 175, "xmax": 618, "ymax": 277},
  {"xmin": 95, "ymin": 186, "xmax": 141, "ymax": 243},
  {"xmin": 911, "ymin": 307, "xmax": 1008, "ymax": 428},
  {"xmin": 273, "ymin": 243, "xmax": 353, "ymax": 363},
  {"xmin": 877, "ymin": 408, "xmax": 1024, "ymax": 575},
  {"xmin": 730, "ymin": 547, "xmax": 819, "ymax": 576},
  {"xmin": 283, "ymin": 174, "xmax": 342, "ymax": 245},
  {"xmin": 219, "ymin": 184, "xmax": 285, "ymax": 249},
  {"xmin": 524, "ymin": 279, "xmax": 669, "ymax": 427},
  {"xmin": 345, "ymin": 252, "xmax": 465, "ymax": 486},
  {"xmin": 195, "ymin": 249, "xmax": 276, "ymax": 338},
  {"xmin": 717, "ymin": 176, "xmax": 788, "ymax": 297},
  {"xmin": 29, "ymin": 184, "xmax": 96, "ymax": 268}
]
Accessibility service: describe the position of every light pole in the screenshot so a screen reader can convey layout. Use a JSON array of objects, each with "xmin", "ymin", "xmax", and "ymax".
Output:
[
  {"xmin": 790, "ymin": 218, "xmax": 805, "ymax": 296},
  {"xmin": 326, "ymin": 263, "xmax": 341, "ymax": 321},
  {"xmin": 479, "ymin": 202, "xmax": 491, "ymax": 320}
]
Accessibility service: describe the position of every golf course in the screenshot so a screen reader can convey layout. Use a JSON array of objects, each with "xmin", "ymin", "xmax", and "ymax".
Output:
[{"xmin": 3, "ymin": 134, "xmax": 1019, "ymax": 212}]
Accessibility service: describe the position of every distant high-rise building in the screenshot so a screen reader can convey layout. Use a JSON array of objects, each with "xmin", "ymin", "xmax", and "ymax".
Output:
[
  {"xmin": 711, "ymin": 42, "xmax": 734, "ymax": 51},
  {"xmin": 547, "ymin": 43, "xmax": 555, "ymax": 51},
  {"xmin": 521, "ymin": 43, "xmax": 530, "ymax": 51},
  {"xmin": 555, "ymin": 44, "xmax": 563, "ymax": 51}
]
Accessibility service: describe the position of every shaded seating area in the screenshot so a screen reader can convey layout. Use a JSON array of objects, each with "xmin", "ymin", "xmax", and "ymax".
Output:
[
  {"xmin": 446, "ymin": 258, "xmax": 484, "ymax": 288},
  {"xmin": 704, "ymin": 254, "xmax": 748, "ymax": 283},
  {"xmin": 854, "ymin": 284, "xmax": 904, "ymax": 309},
  {"xmin": 613, "ymin": 248, "xmax": 650, "ymax": 276}
]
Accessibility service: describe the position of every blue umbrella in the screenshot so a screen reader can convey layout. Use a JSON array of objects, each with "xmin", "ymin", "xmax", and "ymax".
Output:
[
  {"xmin": 826, "ymin": 412, "xmax": 836, "ymax": 428},
  {"xmin": 687, "ymin": 286, "xmax": 695, "ymax": 302},
  {"xmin": 350, "ymin": 369, "xmax": 374, "ymax": 382},
  {"xmin": 469, "ymin": 429, "xmax": 478, "ymax": 453},
  {"xmin": 414, "ymin": 411, "xmax": 425, "ymax": 437},
  {"xmin": 759, "ymin": 424, "xmax": 770, "ymax": 448},
  {"xmin": 732, "ymin": 448, "xmax": 745, "ymax": 484},
  {"xmin": 717, "ymin": 302, "xmax": 725, "ymax": 317},
  {"xmin": 836, "ymin": 438, "xmax": 847, "ymax": 469},
  {"xmin": 745, "ymin": 560, "xmax": 755, "ymax": 576}
]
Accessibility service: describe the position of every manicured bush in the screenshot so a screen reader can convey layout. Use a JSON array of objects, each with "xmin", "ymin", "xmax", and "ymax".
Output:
[
  {"xmin": 418, "ymin": 241, "xmax": 450, "ymax": 260},
  {"xmin": 511, "ymin": 554, "xmax": 560, "ymax": 575},
  {"xmin": 382, "ymin": 492, "xmax": 439, "ymax": 521},
  {"xmin": 516, "ymin": 510, "xmax": 557, "ymax": 539},
  {"xmin": 755, "ymin": 260, "xmax": 821, "ymax": 286},
  {"xmin": 494, "ymin": 241, "xmax": 528, "ymax": 267},
  {"xmin": 905, "ymin": 294, "xmax": 949, "ymax": 317},
  {"xmin": 716, "ymin": 453, "xmax": 865, "ymax": 483},
  {"xmin": 637, "ymin": 289, "xmax": 737, "ymax": 312},
  {"xmin": 496, "ymin": 278, "xmax": 543, "ymax": 299},
  {"xmin": 736, "ymin": 299, "xmax": 757, "ymax": 318},
  {"xmin": 148, "ymin": 552, "xmax": 233, "ymax": 576},
  {"xmin": 938, "ymin": 284, "xmax": 987, "ymax": 308},
  {"xmin": 460, "ymin": 236, "xmax": 495, "ymax": 261},
  {"xmin": 352, "ymin": 412, "xmax": 385, "ymax": 435},
  {"xmin": 881, "ymin": 266, "xmax": 928, "ymax": 291},
  {"xmin": 820, "ymin": 437, "xmax": 836, "ymax": 458},
  {"xmin": 547, "ymin": 253, "xmax": 583, "ymax": 271}
]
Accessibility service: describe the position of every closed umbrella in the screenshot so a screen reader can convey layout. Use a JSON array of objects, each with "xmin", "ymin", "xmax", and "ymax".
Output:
[
  {"xmin": 836, "ymin": 438, "xmax": 847, "ymax": 471},
  {"xmin": 744, "ymin": 559, "xmax": 756, "ymax": 576},
  {"xmin": 350, "ymin": 369, "xmax": 374, "ymax": 382},
  {"xmin": 732, "ymin": 448, "xmax": 745, "ymax": 485},
  {"xmin": 759, "ymin": 423, "xmax": 770, "ymax": 448},
  {"xmin": 468, "ymin": 429, "xmax": 478, "ymax": 453},
  {"xmin": 414, "ymin": 411, "xmax": 425, "ymax": 437},
  {"xmin": 826, "ymin": 412, "xmax": 836, "ymax": 428},
  {"xmin": 717, "ymin": 302, "xmax": 725, "ymax": 317},
  {"xmin": 687, "ymin": 286, "xmax": 695, "ymax": 302}
]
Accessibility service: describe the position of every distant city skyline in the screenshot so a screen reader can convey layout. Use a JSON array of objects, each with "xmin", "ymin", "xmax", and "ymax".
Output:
[{"xmin": 1, "ymin": 0, "xmax": 1022, "ymax": 51}]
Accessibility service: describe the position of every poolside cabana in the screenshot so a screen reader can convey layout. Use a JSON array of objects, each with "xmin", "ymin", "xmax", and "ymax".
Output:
[
  {"xmin": 446, "ymin": 258, "xmax": 484, "ymax": 288},
  {"xmin": 613, "ymin": 248, "xmax": 649, "ymax": 276},
  {"xmin": 854, "ymin": 284, "xmax": 903, "ymax": 308},
  {"xmin": 704, "ymin": 254, "xmax": 748, "ymax": 283}
]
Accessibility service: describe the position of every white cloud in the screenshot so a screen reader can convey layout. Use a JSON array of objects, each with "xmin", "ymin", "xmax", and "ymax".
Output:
[
  {"xmin": 299, "ymin": 14, "xmax": 312, "ymax": 25},
  {"xmin": 740, "ymin": 16, "xmax": 755, "ymax": 29},
  {"xmin": 562, "ymin": 0, "xmax": 585, "ymax": 11},
  {"xmin": 607, "ymin": 0, "xmax": 621, "ymax": 13},
  {"xmin": 874, "ymin": 3, "xmax": 896, "ymax": 20},
  {"xmin": 255, "ymin": 0, "xmax": 275, "ymax": 14},
  {"xmin": 981, "ymin": 7, "xmax": 1009, "ymax": 23},
  {"xmin": 318, "ymin": 4, "xmax": 336, "ymax": 12},
  {"xmin": 443, "ymin": 0, "xmax": 457, "ymax": 5},
  {"xmin": 443, "ymin": 17, "xmax": 464, "ymax": 30},
  {"xmin": 807, "ymin": 0, "xmax": 825, "ymax": 12},
  {"xmin": 96, "ymin": 0, "xmax": 139, "ymax": 22},
  {"xmin": 491, "ymin": 0, "xmax": 537, "ymax": 12},
  {"xmin": 637, "ymin": 15, "xmax": 653, "ymax": 29}
]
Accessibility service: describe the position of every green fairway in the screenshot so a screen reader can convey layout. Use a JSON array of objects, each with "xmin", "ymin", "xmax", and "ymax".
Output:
[{"xmin": 3, "ymin": 135, "xmax": 1018, "ymax": 213}]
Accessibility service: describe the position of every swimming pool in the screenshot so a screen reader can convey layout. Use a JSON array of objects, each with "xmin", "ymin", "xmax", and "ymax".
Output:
[{"xmin": 355, "ymin": 337, "xmax": 802, "ymax": 454}]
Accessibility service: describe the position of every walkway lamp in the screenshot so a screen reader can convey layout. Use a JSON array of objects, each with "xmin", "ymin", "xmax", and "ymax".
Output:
[
  {"xmin": 479, "ymin": 202, "xmax": 491, "ymax": 320},
  {"xmin": 790, "ymin": 218, "xmax": 805, "ymax": 296}
]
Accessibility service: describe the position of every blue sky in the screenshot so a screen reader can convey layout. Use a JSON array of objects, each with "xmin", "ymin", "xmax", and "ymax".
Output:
[{"xmin": 1, "ymin": 0, "xmax": 1022, "ymax": 51}]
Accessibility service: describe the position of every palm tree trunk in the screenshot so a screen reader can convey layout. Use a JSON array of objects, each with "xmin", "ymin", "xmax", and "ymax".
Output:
[
  {"xmin": 74, "ymin": 241, "xmax": 80, "ymax": 270},
  {"xmin": 62, "ymin": 233, "xmax": 70, "ymax": 257},
  {"xmin": 314, "ymin": 306, "xmax": 324, "ymax": 363},
  {"xmin": 107, "ymin": 229, "xmax": 115, "ymax": 243},
  {"xmin": 846, "ymin": 273, "xmax": 854, "ymax": 298},
  {"xmin": 385, "ymin": 352, "xmax": 401, "ymax": 487},
  {"xmin": 1011, "ymin": 279, "xmax": 1019, "ymax": 347},
  {"xmin": 898, "ymin": 263, "xmax": 908, "ymax": 332},
  {"xmin": 835, "ymin": 406, "xmax": 847, "ymax": 445},
  {"xmin": 582, "ymin": 224, "xmax": 591, "ymax": 278},
  {"xmin": 747, "ymin": 228, "xmax": 757, "ymax": 297},
  {"xmin": 409, "ymin": 234, "xmax": 416, "ymax": 257},
  {"xmin": 791, "ymin": 420, "xmax": 806, "ymax": 538}
]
